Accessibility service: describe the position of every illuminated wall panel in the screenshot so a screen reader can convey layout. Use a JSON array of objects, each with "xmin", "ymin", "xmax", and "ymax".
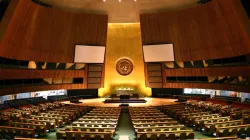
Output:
[{"xmin": 98, "ymin": 23, "xmax": 151, "ymax": 97}]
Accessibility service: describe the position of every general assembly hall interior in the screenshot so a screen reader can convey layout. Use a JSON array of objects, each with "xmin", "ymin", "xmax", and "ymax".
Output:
[{"xmin": 0, "ymin": 0, "xmax": 250, "ymax": 140}]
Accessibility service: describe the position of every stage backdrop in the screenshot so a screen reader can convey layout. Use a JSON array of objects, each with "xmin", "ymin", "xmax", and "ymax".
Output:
[{"xmin": 98, "ymin": 23, "xmax": 151, "ymax": 97}]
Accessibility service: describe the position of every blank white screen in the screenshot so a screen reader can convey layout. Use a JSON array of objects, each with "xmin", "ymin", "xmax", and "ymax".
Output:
[
  {"xmin": 74, "ymin": 45, "xmax": 105, "ymax": 63},
  {"xmin": 143, "ymin": 44, "xmax": 175, "ymax": 62}
]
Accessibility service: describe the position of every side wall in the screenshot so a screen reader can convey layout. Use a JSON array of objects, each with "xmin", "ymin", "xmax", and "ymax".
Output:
[
  {"xmin": 141, "ymin": 0, "xmax": 250, "ymax": 93},
  {"xmin": 140, "ymin": 0, "xmax": 250, "ymax": 61},
  {"xmin": 0, "ymin": 0, "xmax": 108, "ymax": 62}
]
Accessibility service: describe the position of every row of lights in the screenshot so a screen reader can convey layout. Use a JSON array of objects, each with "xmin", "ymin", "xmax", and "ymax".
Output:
[{"xmin": 103, "ymin": 0, "xmax": 137, "ymax": 2}]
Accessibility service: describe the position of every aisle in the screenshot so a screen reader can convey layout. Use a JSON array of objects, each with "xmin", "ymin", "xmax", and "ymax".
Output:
[{"xmin": 115, "ymin": 111, "xmax": 136, "ymax": 140}]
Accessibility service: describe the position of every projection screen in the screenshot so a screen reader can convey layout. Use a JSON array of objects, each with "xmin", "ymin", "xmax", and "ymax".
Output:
[
  {"xmin": 74, "ymin": 45, "xmax": 105, "ymax": 63},
  {"xmin": 143, "ymin": 44, "xmax": 175, "ymax": 62}
]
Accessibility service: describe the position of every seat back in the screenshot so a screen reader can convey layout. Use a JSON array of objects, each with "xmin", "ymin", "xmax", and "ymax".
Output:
[
  {"xmin": 222, "ymin": 129, "xmax": 229, "ymax": 137},
  {"xmin": 104, "ymin": 134, "xmax": 112, "ymax": 140},
  {"xmin": 56, "ymin": 132, "xmax": 64, "ymax": 140},
  {"xmin": 1, "ymin": 129, "xmax": 7, "ymax": 138},
  {"xmin": 150, "ymin": 134, "xmax": 158, "ymax": 140},
  {"xmin": 180, "ymin": 133, "xmax": 186, "ymax": 140},
  {"xmin": 98, "ymin": 129, "xmax": 104, "ymax": 132},
  {"xmin": 238, "ymin": 128, "xmax": 245, "ymax": 137},
  {"xmin": 94, "ymin": 135, "xmax": 102, "ymax": 140},
  {"xmin": 168, "ymin": 133, "xmax": 176, "ymax": 140},
  {"xmin": 138, "ymin": 129, "xmax": 144, "ymax": 132},
  {"xmin": 8, "ymin": 129, "xmax": 14, "ymax": 139},
  {"xmin": 139, "ymin": 134, "xmax": 147, "ymax": 140},
  {"xmin": 246, "ymin": 127, "xmax": 250, "ymax": 137},
  {"xmin": 180, "ymin": 127, "xmax": 186, "ymax": 130},
  {"xmin": 23, "ymin": 131, "xmax": 30, "ymax": 138},
  {"xmin": 15, "ymin": 130, "xmax": 22, "ymax": 136},
  {"xmin": 159, "ymin": 134, "xmax": 166, "ymax": 140},
  {"xmin": 187, "ymin": 133, "xmax": 194, "ymax": 139},
  {"xmin": 84, "ymin": 135, "xmax": 91, "ymax": 140},
  {"xmin": 231, "ymin": 128, "xmax": 238, "ymax": 136},
  {"xmin": 66, "ymin": 132, "xmax": 73, "ymax": 140}
]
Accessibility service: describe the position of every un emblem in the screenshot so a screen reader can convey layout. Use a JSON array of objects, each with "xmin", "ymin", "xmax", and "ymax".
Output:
[{"xmin": 116, "ymin": 59, "xmax": 133, "ymax": 76}]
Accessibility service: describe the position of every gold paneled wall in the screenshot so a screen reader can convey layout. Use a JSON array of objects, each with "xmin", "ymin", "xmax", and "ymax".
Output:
[{"xmin": 98, "ymin": 23, "xmax": 151, "ymax": 97}]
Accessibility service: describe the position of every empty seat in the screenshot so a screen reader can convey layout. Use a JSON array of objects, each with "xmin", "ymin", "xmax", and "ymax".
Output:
[
  {"xmin": 65, "ymin": 128, "xmax": 70, "ymax": 131},
  {"xmin": 231, "ymin": 128, "xmax": 238, "ymax": 136},
  {"xmin": 168, "ymin": 134, "xmax": 176, "ymax": 140},
  {"xmin": 81, "ymin": 128, "xmax": 87, "ymax": 131},
  {"xmin": 139, "ymin": 134, "xmax": 147, "ymax": 140},
  {"xmin": 246, "ymin": 127, "xmax": 250, "ymax": 137},
  {"xmin": 138, "ymin": 129, "xmax": 144, "ymax": 132},
  {"xmin": 151, "ymin": 134, "xmax": 158, "ymax": 140},
  {"xmin": 75, "ymin": 134, "xmax": 81, "ymax": 140},
  {"xmin": 187, "ymin": 133, "xmax": 194, "ymax": 139},
  {"xmin": 238, "ymin": 128, "xmax": 245, "ymax": 137},
  {"xmin": 1, "ymin": 130, "xmax": 7, "ymax": 137},
  {"xmin": 23, "ymin": 131, "xmax": 30, "ymax": 138},
  {"xmin": 15, "ymin": 130, "xmax": 22, "ymax": 136},
  {"xmin": 56, "ymin": 132, "xmax": 64, "ymax": 139},
  {"xmin": 84, "ymin": 135, "xmax": 91, "ymax": 140},
  {"xmin": 180, "ymin": 133, "xmax": 186, "ymax": 140},
  {"xmin": 159, "ymin": 134, "xmax": 166, "ymax": 140},
  {"xmin": 104, "ymin": 134, "xmax": 112, "ymax": 140},
  {"xmin": 66, "ymin": 132, "xmax": 73, "ymax": 140},
  {"xmin": 172, "ymin": 128, "xmax": 177, "ymax": 131},
  {"xmin": 8, "ymin": 130, "xmax": 14, "ymax": 139},
  {"xmin": 180, "ymin": 127, "xmax": 186, "ymax": 130},
  {"xmin": 94, "ymin": 135, "xmax": 102, "ymax": 140},
  {"xmin": 98, "ymin": 129, "xmax": 104, "ymax": 132}
]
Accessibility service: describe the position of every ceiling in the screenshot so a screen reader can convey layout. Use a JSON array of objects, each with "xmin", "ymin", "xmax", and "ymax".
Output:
[{"xmin": 41, "ymin": 0, "xmax": 198, "ymax": 23}]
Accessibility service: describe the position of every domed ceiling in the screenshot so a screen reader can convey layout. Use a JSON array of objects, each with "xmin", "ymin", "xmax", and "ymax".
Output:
[{"xmin": 41, "ymin": 0, "xmax": 198, "ymax": 23}]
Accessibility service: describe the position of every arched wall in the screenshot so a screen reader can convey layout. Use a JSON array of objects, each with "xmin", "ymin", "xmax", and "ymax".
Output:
[
  {"xmin": 0, "ymin": 0, "xmax": 108, "ymax": 63},
  {"xmin": 141, "ymin": 0, "xmax": 250, "ymax": 93},
  {"xmin": 0, "ymin": 0, "xmax": 108, "ymax": 95},
  {"xmin": 140, "ymin": 0, "xmax": 250, "ymax": 61}
]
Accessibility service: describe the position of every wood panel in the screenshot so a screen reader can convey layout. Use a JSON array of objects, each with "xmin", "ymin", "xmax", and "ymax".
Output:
[
  {"xmin": 148, "ymin": 77, "xmax": 163, "ymax": 83},
  {"xmin": 140, "ymin": 0, "xmax": 250, "ymax": 61},
  {"xmin": 87, "ymin": 64, "xmax": 103, "ymax": 89},
  {"xmin": 165, "ymin": 66, "xmax": 250, "ymax": 76},
  {"xmin": 88, "ymin": 65, "xmax": 103, "ymax": 71},
  {"xmin": 0, "ymin": 0, "xmax": 108, "ymax": 62},
  {"xmin": 148, "ymin": 71, "xmax": 162, "ymax": 77},
  {"xmin": 164, "ymin": 83, "xmax": 250, "ymax": 93},
  {"xmin": 87, "ymin": 84, "xmax": 101, "ymax": 89},
  {"xmin": 145, "ymin": 63, "xmax": 164, "ymax": 88},
  {"xmin": 149, "ymin": 83, "xmax": 163, "ymax": 88},
  {"xmin": 0, "ymin": 84, "xmax": 85, "ymax": 96},
  {"xmin": 88, "ymin": 72, "xmax": 102, "ymax": 78},
  {"xmin": 87, "ymin": 78, "xmax": 101, "ymax": 84},
  {"xmin": 0, "ymin": 0, "xmax": 18, "ymax": 45},
  {"xmin": 0, "ymin": 69, "xmax": 85, "ymax": 80}
]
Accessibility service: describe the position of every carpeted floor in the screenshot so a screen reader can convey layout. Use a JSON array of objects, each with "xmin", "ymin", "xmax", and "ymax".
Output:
[{"xmin": 114, "ymin": 111, "xmax": 136, "ymax": 140}]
